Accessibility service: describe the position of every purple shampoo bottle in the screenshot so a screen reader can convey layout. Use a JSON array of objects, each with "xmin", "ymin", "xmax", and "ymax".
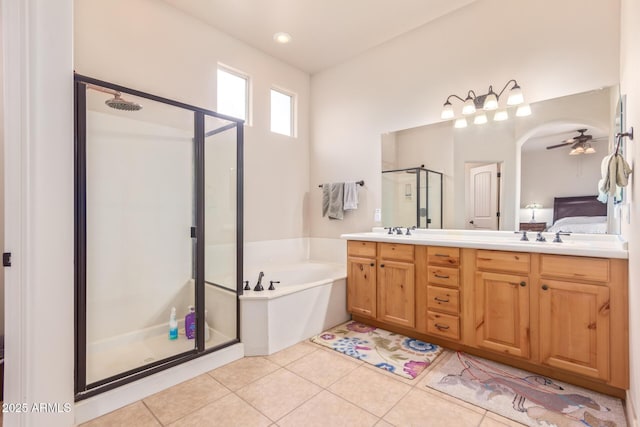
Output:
[{"xmin": 185, "ymin": 305, "xmax": 196, "ymax": 339}]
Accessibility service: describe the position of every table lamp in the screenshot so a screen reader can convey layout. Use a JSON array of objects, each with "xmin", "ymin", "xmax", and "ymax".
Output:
[{"xmin": 525, "ymin": 203, "xmax": 542, "ymax": 222}]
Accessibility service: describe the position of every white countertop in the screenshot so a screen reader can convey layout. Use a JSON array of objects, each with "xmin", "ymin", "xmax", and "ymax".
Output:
[{"xmin": 341, "ymin": 228, "xmax": 628, "ymax": 259}]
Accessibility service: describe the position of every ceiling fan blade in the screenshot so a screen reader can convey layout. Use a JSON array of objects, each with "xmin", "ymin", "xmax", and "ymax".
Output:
[{"xmin": 546, "ymin": 142, "xmax": 572, "ymax": 150}]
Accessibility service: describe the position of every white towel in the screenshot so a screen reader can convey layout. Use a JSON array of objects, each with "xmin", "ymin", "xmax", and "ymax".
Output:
[
  {"xmin": 343, "ymin": 182, "xmax": 359, "ymax": 210},
  {"xmin": 597, "ymin": 153, "xmax": 613, "ymax": 202}
]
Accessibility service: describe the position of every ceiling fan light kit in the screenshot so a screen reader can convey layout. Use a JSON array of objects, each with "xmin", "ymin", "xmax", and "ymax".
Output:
[
  {"xmin": 547, "ymin": 128, "xmax": 604, "ymax": 155},
  {"xmin": 441, "ymin": 79, "xmax": 529, "ymax": 126}
]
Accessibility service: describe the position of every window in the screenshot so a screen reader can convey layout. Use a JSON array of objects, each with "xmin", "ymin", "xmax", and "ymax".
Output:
[
  {"xmin": 270, "ymin": 88, "xmax": 294, "ymax": 136},
  {"xmin": 217, "ymin": 66, "xmax": 249, "ymax": 122}
]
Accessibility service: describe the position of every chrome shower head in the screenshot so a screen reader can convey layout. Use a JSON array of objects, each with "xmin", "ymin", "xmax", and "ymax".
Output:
[{"xmin": 105, "ymin": 93, "xmax": 143, "ymax": 111}]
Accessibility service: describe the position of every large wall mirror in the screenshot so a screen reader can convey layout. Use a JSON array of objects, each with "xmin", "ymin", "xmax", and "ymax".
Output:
[{"xmin": 381, "ymin": 85, "xmax": 622, "ymax": 234}]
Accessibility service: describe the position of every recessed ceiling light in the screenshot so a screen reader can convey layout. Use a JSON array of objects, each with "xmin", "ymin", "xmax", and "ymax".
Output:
[{"xmin": 273, "ymin": 32, "xmax": 292, "ymax": 44}]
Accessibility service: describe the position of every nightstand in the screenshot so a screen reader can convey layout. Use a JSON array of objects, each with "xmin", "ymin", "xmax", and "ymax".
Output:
[{"xmin": 519, "ymin": 222, "xmax": 547, "ymax": 232}]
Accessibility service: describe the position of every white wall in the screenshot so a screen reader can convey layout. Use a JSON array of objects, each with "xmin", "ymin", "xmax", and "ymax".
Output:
[
  {"xmin": 521, "ymin": 149, "xmax": 605, "ymax": 213},
  {"xmin": 310, "ymin": 0, "xmax": 620, "ymax": 237},
  {"xmin": 620, "ymin": 0, "xmax": 639, "ymax": 423},
  {"xmin": 0, "ymin": 1, "xmax": 4, "ymax": 338},
  {"xmin": 74, "ymin": 0, "xmax": 311, "ymax": 242}
]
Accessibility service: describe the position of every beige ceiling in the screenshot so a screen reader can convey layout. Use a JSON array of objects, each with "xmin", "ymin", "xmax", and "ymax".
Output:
[{"xmin": 163, "ymin": 0, "xmax": 476, "ymax": 74}]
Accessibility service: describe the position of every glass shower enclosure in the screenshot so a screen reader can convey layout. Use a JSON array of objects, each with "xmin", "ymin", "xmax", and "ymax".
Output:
[
  {"xmin": 74, "ymin": 74, "xmax": 243, "ymax": 398},
  {"xmin": 381, "ymin": 167, "xmax": 443, "ymax": 229}
]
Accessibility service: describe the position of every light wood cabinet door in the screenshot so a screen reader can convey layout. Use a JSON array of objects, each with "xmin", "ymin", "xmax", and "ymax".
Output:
[
  {"xmin": 475, "ymin": 271, "xmax": 530, "ymax": 358},
  {"xmin": 378, "ymin": 260, "xmax": 415, "ymax": 328},
  {"xmin": 347, "ymin": 257, "xmax": 377, "ymax": 318},
  {"xmin": 539, "ymin": 279, "xmax": 610, "ymax": 381}
]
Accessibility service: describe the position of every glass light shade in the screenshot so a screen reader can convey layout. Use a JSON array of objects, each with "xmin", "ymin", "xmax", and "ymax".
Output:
[
  {"xmin": 574, "ymin": 146, "xmax": 585, "ymax": 153},
  {"xmin": 462, "ymin": 97, "xmax": 476, "ymax": 115},
  {"xmin": 441, "ymin": 102, "xmax": 454, "ymax": 119},
  {"xmin": 569, "ymin": 148, "xmax": 579, "ymax": 155},
  {"xmin": 483, "ymin": 93, "xmax": 499, "ymax": 110},
  {"xmin": 493, "ymin": 109, "xmax": 508, "ymax": 121},
  {"xmin": 474, "ymin": 113, "xmax": 488, "ymax": 125},
  {"xmin": 454, "ymin": 118, "xmax": 468, "ymax": 128},
  {"xmin": 585, "ymin": 146, "xmax": 596, "ymax": 154},
  {"xmin": 516, "ymin": 104, "xmax": 532, "ymax": 117},
  {"xmin": 507, "ymin": 86, "xmax": 524, "ymax": 105}
]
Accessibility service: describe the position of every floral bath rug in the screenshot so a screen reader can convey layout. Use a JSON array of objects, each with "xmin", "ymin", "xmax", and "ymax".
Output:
[
  {"xmin": 309, "ymin": 321, "xmax": 443, "ymax": 380},
  {"xmin": 424, "ymin": 351, "xmax": 627, "ymax": 427}
]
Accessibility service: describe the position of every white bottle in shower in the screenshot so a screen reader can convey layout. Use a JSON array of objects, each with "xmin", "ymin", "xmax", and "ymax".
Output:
[
  {"xmin": 169, "ymin": 307, "xmax": 178, "ymax": 340},
  {"xmin": 204, "ymin": 309, "xmax": 211, "ymax": 342}
]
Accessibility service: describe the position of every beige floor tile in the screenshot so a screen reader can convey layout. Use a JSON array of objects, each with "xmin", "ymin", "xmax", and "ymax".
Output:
[
  {"xmin": 236, "ymin": 368, "xmax": 321, "ymax": 421},
  {"xmin": 482, "ymin": 412, "xmax": 528, "ymax": 426},
  {"xmin": 266, "ymin": 341, "xmax": 318, "ymax": 366},
  {"xmin": 277, "ymin": 390, "xmax": 379, "ymax": 427},
  {"xmin": 286, "ymin": 347, "xmax": 361, "ymax": 387},
  {"xmin": 168, "ymin": 393, "xmax": 271, "ymax": 427},
  {"xmin": 329, "ymin": 365, "xmax": 412, "ymax": 417},
  {"xmin": 209, "ymin": 356, "xmax": 280, "ymax": 391},
  {"xmin": 80, "ymin": 401, "xmax": 160, "ymax": 427},
  {"xmin": 143, "ymin": 374, "xmax": 229, "ymax": 425},
  {"xmin": 384, "ymin": 388, "xmax": 485, "ymax": 427},
  {"xmin": 374, "ymin": 420, "xmax": 394, "ymax": 427},
  {"xmin": 421, "ymin": 385, "xmax": 487, "ymax": 415}
]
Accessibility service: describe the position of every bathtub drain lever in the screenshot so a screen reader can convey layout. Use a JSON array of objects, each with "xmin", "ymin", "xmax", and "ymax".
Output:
[{"xmin": 269, "ymin": 281, "xmax": 280, "ymax": 291}]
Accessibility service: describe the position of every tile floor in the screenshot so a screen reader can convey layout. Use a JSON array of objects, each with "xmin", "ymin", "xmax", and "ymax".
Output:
[{"xmin": 81, "ymin": 342, "xmax": 527, "ymax": 427}]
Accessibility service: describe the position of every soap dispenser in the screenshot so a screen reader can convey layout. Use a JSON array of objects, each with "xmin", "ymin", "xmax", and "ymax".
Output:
[{"xmin": 168, "ymin": 307, "xmax": 178, "ymax": 340}]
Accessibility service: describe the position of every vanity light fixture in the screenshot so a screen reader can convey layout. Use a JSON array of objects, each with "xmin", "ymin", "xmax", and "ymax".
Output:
[
  {"xmin": 442, "ymin": 79, "xmax": 527, "ymax": 125},
  {"xmin": 493, "ymin": 109, "xmax": 508, "ymax": 121},
  {"xmin": 474, "ymin": 112, "xmax": 488, "ymax": 125},
  {"xmin": 454, "ymin": 118, "xmax": 468, "ymax": 128}
]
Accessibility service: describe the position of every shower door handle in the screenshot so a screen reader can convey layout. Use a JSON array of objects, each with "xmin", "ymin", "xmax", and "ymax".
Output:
[{"xmin": 190, "ymin": 227, "xmax": 197, "ymax": 238}]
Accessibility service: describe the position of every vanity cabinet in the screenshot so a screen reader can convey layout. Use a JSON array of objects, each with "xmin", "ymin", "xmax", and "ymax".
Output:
[
  {"xmin": 345, "ymin": 239, "xmax": 629, "ymax": 393},
  {"xmin": 346, "ymin": 241, "xmax": 377, "ymax": 318},
  {"xmin": 474, "ymin": 250, "xmax": 531, "ymax": 358},
  {"xmin": 416, "ymin": 246, "xmax": 462, "ymax": 341},
  {"xmin": 377, "ymin": 243, "xmax": 415, "ymax": 328},
  {"xmin": 537, "ymin": 255, "xmax": 616, "ymax": 382}
]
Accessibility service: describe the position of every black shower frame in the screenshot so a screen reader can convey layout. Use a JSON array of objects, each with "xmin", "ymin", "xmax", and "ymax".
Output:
[
  {"xmin": 73, "ymin": 73, "xmax": 244, "ymax": 401},
  {"xmin": 381, "ymin": 166, "xmax": 444, "ymax": 228}
]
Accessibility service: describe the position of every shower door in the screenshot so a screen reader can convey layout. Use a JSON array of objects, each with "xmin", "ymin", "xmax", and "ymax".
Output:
[{"xmin": 75, "ymin": 74, "xmax": 243, "ymax": 398}]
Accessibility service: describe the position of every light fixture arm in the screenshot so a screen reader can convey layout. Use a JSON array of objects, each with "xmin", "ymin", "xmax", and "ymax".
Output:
[
  {"xmin": 495, "ymin": 79, "xmax": 519, "ymax": 99},
  {"xmin": 445, "ymin": 94, "xmax": 467, "ymax": 104}
]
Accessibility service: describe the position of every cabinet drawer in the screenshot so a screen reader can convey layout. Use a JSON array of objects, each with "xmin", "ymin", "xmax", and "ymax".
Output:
[
  {"xmin": 427, "ymin": 247, "xmax": 460, "ymax": 267},
  {"xmin": 427, "ymin": 311, "xmax": 460, "ymax": 340},
  {"xmin": 427, "ymin": 286, "xmax": 459, "ymax": 315},
  {"xmin": 378, "ymin": 243, "xmax": 414, "ymax": 262},
  {"xmin": 477, "ymin": 250, "xmax": 530, "ymax": 274},
  {"xmin": 540, "ymin": 255, "xmax": 609, "ymax": 283},
  {"xmin": 427, "ymin": 266, "xmax": 459, "ymax": 287},
  {"xmin": 347, "ymin": 240, "xmax": 376, "ymax": 258}
]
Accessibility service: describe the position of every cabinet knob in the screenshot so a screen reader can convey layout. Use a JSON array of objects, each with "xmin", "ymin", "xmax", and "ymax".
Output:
[
  {"xmin": 542, "ymin": 284, "xmax": 549, "ymax": 291},
  {"xmin": 370, "ymin": 263, "xmax": 374, "ymax": 267},
  {"xmin": 520, "ymin": 281, "xmax": 526, "ymax": 287},
  {"xmin": 380, "ymin": 264, "xmax": 385, "ymax": 268}
]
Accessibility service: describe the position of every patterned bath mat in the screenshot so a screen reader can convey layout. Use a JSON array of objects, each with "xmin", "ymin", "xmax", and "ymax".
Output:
[
  {"xmin": 309, "ymin": 321, "xmax": 443, "ymax": 380},
  {"xmin": 424, "ymin": 351, "xmax": 627, "ymax": 427}
]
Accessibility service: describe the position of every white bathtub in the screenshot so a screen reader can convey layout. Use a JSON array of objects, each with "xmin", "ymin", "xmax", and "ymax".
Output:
[{"xmin": 240, "ymin": 260, "xmax": 349, "ymax": 356}]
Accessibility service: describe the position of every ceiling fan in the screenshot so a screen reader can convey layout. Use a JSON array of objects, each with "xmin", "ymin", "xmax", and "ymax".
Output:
[{"xmin": 545, "ymin": 129, "xmax": 606, "ymax": 155}]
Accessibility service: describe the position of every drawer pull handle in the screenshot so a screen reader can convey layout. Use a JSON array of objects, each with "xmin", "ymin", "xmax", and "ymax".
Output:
[
  {"xmin": 435, "ymin": 323, "xmax": 450, "ymax": 330},
  {"xmin": 434, "ymin": 274, "xmax": 450, "ymax": 279},
  {"xmin": 435, "ymin": 254, "xmax": 450, "ymax": 257},
  {"xmin": 434, "ymin": 297, "xmax": 450, "ymax": 303},
  {"xmin": 542, "ymin": 284, "xmax": 549, "ymax": 291}
]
